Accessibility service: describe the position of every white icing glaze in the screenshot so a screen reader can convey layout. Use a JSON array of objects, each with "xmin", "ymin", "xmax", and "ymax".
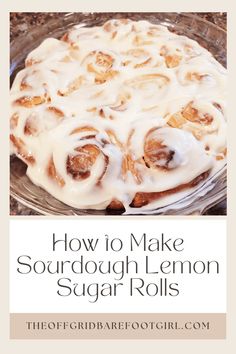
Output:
[{"xmin": 10, "ymin": 19, "xmax": 227, "ymax": 212}]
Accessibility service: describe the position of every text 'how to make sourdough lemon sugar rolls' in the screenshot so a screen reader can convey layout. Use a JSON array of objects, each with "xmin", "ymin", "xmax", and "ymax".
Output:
[
  {"xmin": 10, "ymin": 19, "xmax": 226, "ymax": 214},
  {"xmin": 16, "ymin": 232, "xmax": 220, "ymax": 302}
]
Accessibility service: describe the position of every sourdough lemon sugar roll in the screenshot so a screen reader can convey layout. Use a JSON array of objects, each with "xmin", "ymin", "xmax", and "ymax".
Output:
[{"xmin": 10, "ymin": 19, "xmax": 226, "ymax": 213}]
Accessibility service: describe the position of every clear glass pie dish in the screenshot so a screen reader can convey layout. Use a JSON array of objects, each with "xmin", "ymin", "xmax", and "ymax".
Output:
[{"xmin": 10, "ymin": 12, "xmax": 227, "ymax": 215}]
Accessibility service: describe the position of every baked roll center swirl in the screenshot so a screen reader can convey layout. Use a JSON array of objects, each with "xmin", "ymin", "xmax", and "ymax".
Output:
[{"xmin": 144, "ymin": 129, "xmax": 181, "ymax": 170}]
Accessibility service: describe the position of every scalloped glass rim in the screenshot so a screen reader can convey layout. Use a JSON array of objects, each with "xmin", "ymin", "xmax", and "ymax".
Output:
[{"xmin": 10, "ymin": 12, "xmax": 227, "ymax": 215}]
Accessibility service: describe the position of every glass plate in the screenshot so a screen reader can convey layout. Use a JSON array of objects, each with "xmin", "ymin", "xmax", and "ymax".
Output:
[{"xmin": 10, "ymin": 12, "xmax": 227, "ymax": 215}]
